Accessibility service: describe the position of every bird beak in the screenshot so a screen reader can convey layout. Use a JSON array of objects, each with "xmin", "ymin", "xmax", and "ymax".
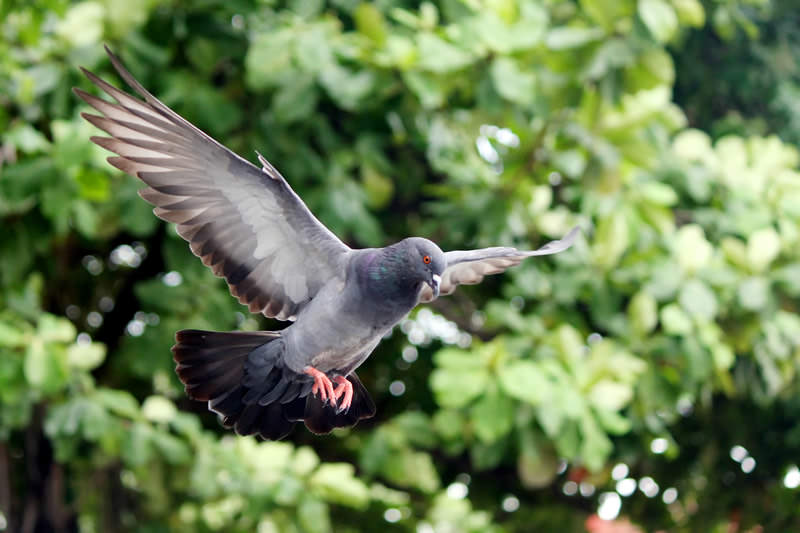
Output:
[{"xmin": 427, "ymin": 274, "xmax": 441, "ymax": 299}]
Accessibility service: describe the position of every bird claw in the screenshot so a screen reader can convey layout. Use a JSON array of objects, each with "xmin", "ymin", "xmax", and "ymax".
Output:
[
  {"xmin": 304, "ymin": 368, "xmax": 353, "ymax": 413},
  {"xmin": 332, "ymin": 376, "xmax": 353, "ymax": 414},
  {"xmin": 304, "ymin": 366, "xmax": 336, "ymax": 406}
]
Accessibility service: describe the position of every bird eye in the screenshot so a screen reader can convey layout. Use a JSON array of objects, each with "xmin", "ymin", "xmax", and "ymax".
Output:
[{"xmin": 423, "ymin": 255, "xmax": 431, "ymax": 264}]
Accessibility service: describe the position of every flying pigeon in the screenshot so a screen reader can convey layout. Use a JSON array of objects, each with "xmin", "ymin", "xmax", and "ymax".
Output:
[{"xmin": 75, "ymin": 46, "xmax": 579, "ymax": 440}]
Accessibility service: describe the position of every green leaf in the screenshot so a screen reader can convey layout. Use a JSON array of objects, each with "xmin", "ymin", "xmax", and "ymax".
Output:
[
  {"xmin": 319, "ymin": 65, "xmax": 376, "ymax": 112},
  {"xmin": 738, "ymin": 277, "xmax": 770, "ymax": 311},
  {"xmin": 679, "ymin": 279, "xmax": 718, "ymax": 321},
  {"xmin": 416, "ymin": 33, "xmax": 475, "ymax": 73},
  {"xmin": 56, "ymin": 1, "xmax": 104, "ymax": 47},
  {"xmin": 361, "ymin": 165, "xmax": 394, "ymax": 208},
  {"xmin": 638, "ymin": 181, "xmax": 678, "ymax": 206},
  {"xmin": 309, "ymin": 463, "xmax": 370, "ymax": 509},
  {"xmin": 490, "ymin": 57, "xmax": 536, "ymax": 105},
  {"xmin": 588, "ymin": 380, "xmax": 633, "ymax": 411},
  {"xmin": 67, "ymin": 342, "xmax": 106, "ymax": 370},
  {"xmin": 672, "ymin": 0, "xmax": 705, "ymax": 27},
  {"xmin": 592, "ymin": 210, "xmax": 629, "ymax": 269},
  {"xmin": 471, "ymin": 388, "xmax": 514, "ymax": 443},
  {"xmin": 24, "ymin": 340, "xmax": 68, "ymax": 393},
  {"xmin": 93, "ymin": 388, "xmax": 141, "ymax": 419},
  {"xmin": 354, "ymin": 3, "xmax": 387, "ymax": 44},
  {"xmin": 142, "ymin": 396, "xmax": 177, "ymax": 423},
  {"xmin": 151, "ymin": 431, "xmax": 191, "ymax": 464},
  {"xmin": 298, "ymin": 498, "xmax": 331, "ymax": 533},
  {"xmin": 0, "ymin": 320, "xmax": 28, "ymax": 347},
  {"xmin": 638, "ymin": 0, "xmax": 678, "ymax": 43},
  {"xmin": 499, "ymin": 360, "xmax": 550, "ymax": 405},
  {"xmin": 272, "ymin": 75, "xmax": 319, "ymax": 124},
  {"xmin": 594, "ymin": 408, "xmax": 632, "ymax": 435},
  {"xmin": 245, "ymin": 31, "xmax": 294, "ymax": 90},
  {"xmin": 580, "ymin": 414, "xmax": 613, "ymax": 471},
  {"xmin": 545, "ymin": 27, "xmax": 604, "ymax": 50},
  {"xmin": 628, "ymin": 290, "xmax": 658, "ymax": 335},
  {"xmin": 660, "ymin": 303, "xmax": 692, "ymax": 335},
  {"xmin": 675, "ymin": 224, "xmax": 712, "ymax": 274},
  {"xmin": 430, "ymin": 368, "xmax": 489, "ymax": 408},
  {"xmin": 580, "ymin": 0, "xmax": 635, "ymax": 31},
  {"xmin": 5, "ymin": 123, "xmax": 51, "ymax": 153},
  {"xmin": 747, "ymin": 227, "xmax": 782, "ymax": 273},
  {"xmin": 37, "ymin": 313, "xmax": 76, "ymax": 343},
  {"xmin": 121, "ymin": 422, "xmax": 153, "ymax": 466}
]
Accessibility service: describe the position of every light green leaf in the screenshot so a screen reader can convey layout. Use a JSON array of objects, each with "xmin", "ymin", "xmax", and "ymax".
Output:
[
  {"xmin": 292, "ymin": 446, "xmax": 320, "ymax": 477},
  {"xmin": 298, "ymin": 498, "xmax": 331, "ymax": 533},
  {"xmin": 638, "ymin": 0, "xmax": 678, "ymax": 43},
  {"xmin": 67, "ymin": 342, "xmax": 106, "ymax": 370},
  {"xmin": 318, "ymin": 65, "xmax": 375, "ymax": 111},
  {"xmin": 592, "ymin": 210, "xmax": 629, "ymax": 269},
  {"xmin": 310, "ymin": 463, "xmax": 370, "ymax": 509},
  {"xmin": 272, "ymin": 75, "xmax": 318, "ymax": 124},
  {"xmin": 142, "ymin": 395, "xmax": 177, "ymax": 423},
  {"xmin": 679, "ymin": 279, "xmax": 718, "ymax": 321},
  {"xmin": 6, "ymin": 123, "xmax": 51, "ymax": 153},
  {"xmin": 430, "ymin": 368, "xmax": 489, "ymax": 408},
  {"xmin": 580, "ymin": 414, "xmax": 614, "ymax": 471},
  {"xmin": 738, "ymin": 277, "xmax": 770, "ymax": 311},
  {"xmin": 675, "ymin": 224, "xmax": 712, "ymax": 274},
  {"xmin": 593, "ymin": 408, "xmax": 632, "ymax": 435},
  {"xmin": 545, "ymin": 27, "xmax": 604, "ymax": 50},
  {"xmin": 37, "ymin": 314, "xmax": 76, "ymax": 343},
  {"xmin": 0, "ymin": 321, "xmax": 28, "ymax": 347},
  {"xmin": 471, "ymin": 389, "xmax": 514, "ymax": 443},
  {"xmin": 93, "ymin": 388, "xmax": 141, "ymax": 419},
  {"xmin": 499, "ymin": 360, "xmax": 549, "ymax": 405},
  {"xmin": 416, "ymin": 33, "xmax": 475, "ymax": 73},
  {"xmin": 588, "ymin": 380, "xmax": 633, "ymax": 411},
  {"xmin": 747, "ymin": 227, "xmax": 782, "ymax": 273},
  {"xmin": 56, "ymin": 1, "xmax": 105, "ymax": 47},
  {"xmin": 245, "ymin": 31, "xmax": 294, "ymax": 90},
  {"xmin": 490, "ymin": 57, "xmax": 535, "ymax": 105},
  {"xmin": 712, "ymin": 343, "xmax": 735, "ymax": 371},
  {"xmin": 638, "ymin": 181, "xmax": 678, "ymax": 206},
  {"xmin": 628, "ymin": 290, "xmax": 658, "ymax": 335},
  {"xmin": 672, "ymin": 0, "xmax": 705, "ymax": 26},
  {"xmin": 660, "ymin": 303, "xmax": 692, "ymax": 335}
]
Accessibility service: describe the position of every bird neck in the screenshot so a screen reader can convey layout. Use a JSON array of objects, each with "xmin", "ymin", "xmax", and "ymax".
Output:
[{"xmin": 358, "ymin": 248, "xmax": 421, "ymax": 302}]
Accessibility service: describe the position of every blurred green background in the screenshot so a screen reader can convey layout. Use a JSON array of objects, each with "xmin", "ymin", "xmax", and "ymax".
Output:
[{"xmin": 2, "ymin": 0, "xmax": 800, "ymax": 531}]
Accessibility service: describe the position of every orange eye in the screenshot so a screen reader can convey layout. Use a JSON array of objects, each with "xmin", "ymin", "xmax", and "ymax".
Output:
[{"xmin": 423, "ymin": 255, "xmax": 431, "ymax": 264}]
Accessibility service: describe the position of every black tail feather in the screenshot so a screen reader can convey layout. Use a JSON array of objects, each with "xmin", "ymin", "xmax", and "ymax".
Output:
[
  {"xmin": 172, "ymin": 329, "xmax": 376, "ymax": 440},
  {"xmin": 303, "ymin": 373, "xmax": 376, "ymax": 435}
]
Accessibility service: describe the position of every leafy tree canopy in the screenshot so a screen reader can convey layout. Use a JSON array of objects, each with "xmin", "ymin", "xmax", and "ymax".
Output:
[{"xmin": 1, "ymin": 0, "xmax": 799, "ymax": 531}]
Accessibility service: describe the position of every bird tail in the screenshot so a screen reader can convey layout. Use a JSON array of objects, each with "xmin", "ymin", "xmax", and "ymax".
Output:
[{"xmin": 172, "ymin": 329, "xmax": 375, "ymax": 439}]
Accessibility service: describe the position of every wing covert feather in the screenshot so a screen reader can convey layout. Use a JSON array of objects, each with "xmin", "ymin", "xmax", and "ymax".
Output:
[
  {"xmin": 76, "ymin": 46, "xmax": 350, "ymax": 320},
  {"xmin": 418, "ymin": 227, "xmax": 580, "ymax": 303}
]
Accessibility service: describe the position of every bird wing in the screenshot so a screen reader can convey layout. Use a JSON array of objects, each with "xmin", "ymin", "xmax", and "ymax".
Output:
[
  {"xmin": 418, "ymin": 226, "xmax": 580, "ymax": 303},
  {"xmin": 75, "ymin": 46, "xmax": 350, "ymax": 321}
]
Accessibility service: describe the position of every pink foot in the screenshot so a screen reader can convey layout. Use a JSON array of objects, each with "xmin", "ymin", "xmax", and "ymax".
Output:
[
  {"xmin": 304, "ymin": 366, "xmax": 336, "ymax": 406},
  {"xmin": 332, "ymin": 376, "xmax": 353, "ymax": 413}
]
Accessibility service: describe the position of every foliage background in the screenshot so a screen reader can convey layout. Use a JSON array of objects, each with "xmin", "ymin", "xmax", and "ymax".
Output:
[{"xmin": 2, "ymin": 0, "xmax": 800, "ymax": 531}]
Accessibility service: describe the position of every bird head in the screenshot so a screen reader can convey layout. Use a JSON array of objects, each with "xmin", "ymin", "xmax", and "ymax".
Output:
[{"xmin": 404, "ymin": 238, "xmax": 445, "ymax": 298}]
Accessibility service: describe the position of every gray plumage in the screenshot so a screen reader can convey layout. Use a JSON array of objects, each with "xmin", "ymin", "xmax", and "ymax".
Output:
[{"xmin": 75, "ymin": 46, "xmax": 579, "ymax": 440}]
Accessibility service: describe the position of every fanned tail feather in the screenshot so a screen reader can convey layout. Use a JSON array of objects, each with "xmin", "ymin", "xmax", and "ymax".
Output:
[{"xmin": 172, "ymin": 329, "xmax": 375, "ymax": 439}]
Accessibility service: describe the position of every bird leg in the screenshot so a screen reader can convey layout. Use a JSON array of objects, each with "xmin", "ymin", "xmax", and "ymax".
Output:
[
  {"xmin": 332, "ymin": 376, "xmax": 353, "ymax": 414},
  {"xmin": 304, "ymin": 366, "xmax": 336, "ymax": 405}
]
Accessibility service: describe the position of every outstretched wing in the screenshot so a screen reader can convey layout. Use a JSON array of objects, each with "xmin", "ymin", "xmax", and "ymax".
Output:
[
  {"xmin": 418, "ymin": 227, "xmax": 580, "ymax": 303},
  {"xmin": 75, "ymin": 46, "xmax": 350, "ymax": 321}
]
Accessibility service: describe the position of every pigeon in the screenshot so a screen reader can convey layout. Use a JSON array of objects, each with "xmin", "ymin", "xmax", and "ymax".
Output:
[{"xmin": 75, "ymin": 46, "xmax": 580, "ymax": 440}]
